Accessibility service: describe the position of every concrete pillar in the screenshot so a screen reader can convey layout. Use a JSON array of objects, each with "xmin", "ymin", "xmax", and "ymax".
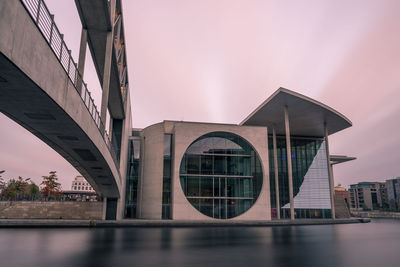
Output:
[
  {"xmin": 102, "ymin": 197, "xmax": 107, "ymax": 220},
  {"xmin": 284, "ymin": 106, "xmax": 295, "ymax": 220},
  {"xmin": 272, "ymin": 127, "xmax": 280, "ymax": 219},
  {"xmin": 76, "ymin": 27, "xmax": 87, "ymax": 94},
  {"xmin": 100, "ymin": 0, "xmax": 116, "ymax": 131},
  {"xmin": 108, "ymin": 116, "xmax": 113, "ymax": 138},
  {"xmin": 325, "ymin": 124, "xmax": 336, "ymax": 219}
]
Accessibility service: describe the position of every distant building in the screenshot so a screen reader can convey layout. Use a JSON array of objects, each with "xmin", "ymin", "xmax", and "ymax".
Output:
[
  {"xmin": 334, "ymin": 186, "xmax": 350, "ymax": 206},
  {"xmin": 71, "ymin": 176, "xmax": 95, "ymax": 192},
  {"xmin": 385, "ymin": 177, "xmax": 400, "ymax": 210},
  {"xmin": 62, "ymin": 176, "xmax": 98, "ymax": 202},
  {"xmin": 349, "ymin": 182, "xmax": 385, "ymax": 210}
]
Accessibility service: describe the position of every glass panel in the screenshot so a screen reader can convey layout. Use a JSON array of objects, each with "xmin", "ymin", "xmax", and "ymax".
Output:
[
  {"xmin": 186, "ymin": 155, "xmax": 200, "ymax": 174},
  {"xmin": 220, "ymin": 177, "xmax": 226, "ymax": 197},
  {"xmin": 227, "ymin": 178, "xmax": 240, "ymax": 198},
  {"xmin": 214, "ymin": 155, "xmax": 227, "ymax": 175},
  {"xmin": 199, "ymin": 198, "xmax": 213, "ymax": 217},
  {"xmin": 124, "ymin": 139, "xmax": 141, "ymax": 218},
  {"xmin": 200, "ymin": 177, "xmax": 213, "ymax": 197},
  {"xmin": 187, "ymin": 176, "xmax": 199, "ymax": 197},
  {"xmin": 213, "ymin": 199, "xmax": 221, "ymax": 219},
  {"xmin": 213, "ymin": 178, "xmax": 220, "ymax": 197},
  {"xmin": 200, "ymin": 155, "xmax": 213, "ymax": 175}
]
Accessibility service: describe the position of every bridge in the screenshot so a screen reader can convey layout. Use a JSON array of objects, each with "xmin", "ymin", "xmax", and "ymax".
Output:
[{"xmin": 0, "ymin": 0, "xmax": 132, "ymax": 219}]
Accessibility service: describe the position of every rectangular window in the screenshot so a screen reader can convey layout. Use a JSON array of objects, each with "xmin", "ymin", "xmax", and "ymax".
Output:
[
  {"xmin": 124, "ymin": 139, "xmax": 141, "ymax": 218},
  {"xmin": 162, "ymin": 134, "xmax": 173, "ymax": 219}
]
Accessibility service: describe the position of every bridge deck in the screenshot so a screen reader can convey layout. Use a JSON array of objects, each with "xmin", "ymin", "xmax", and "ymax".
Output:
[{"xmin": 0, "ymin": 0, "xmax": 121, "ymax": 198}]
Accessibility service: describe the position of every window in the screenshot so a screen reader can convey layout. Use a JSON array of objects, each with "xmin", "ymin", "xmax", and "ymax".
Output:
[{"xmin": 180, "ymin": 132, "xmax": 263, "ymax": 219}]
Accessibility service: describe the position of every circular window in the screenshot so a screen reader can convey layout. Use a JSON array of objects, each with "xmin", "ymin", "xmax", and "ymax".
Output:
[{"xmin": 179, "ymin": 132, "xmax": 263, "ymax": 219}]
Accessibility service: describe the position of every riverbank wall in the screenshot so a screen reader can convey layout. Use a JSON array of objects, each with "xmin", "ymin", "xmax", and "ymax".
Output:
[
  {"xmin": 0, "ymin": 218, "xmax": 370, "ymax": 228},
  {"xmin": 0, "ymin": 201, "xmax": 102, "ymax": 220},
  {"xmin": 351, "ymin": 210, "xmax": 400, "ymax": 219}
]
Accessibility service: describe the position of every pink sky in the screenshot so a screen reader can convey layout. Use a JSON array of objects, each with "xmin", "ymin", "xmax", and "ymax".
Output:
[{"xmin": 1, "ymin": 0, "xmax": 399, "ymax": 189}]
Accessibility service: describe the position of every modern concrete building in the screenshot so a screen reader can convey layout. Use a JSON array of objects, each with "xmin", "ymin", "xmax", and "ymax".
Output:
[
  {"xmin": 349, "ymin": 182, "xmax": 386, "ymax": 210},
  {"xmin": 124, "ymin": 88, "xmax": 355, "ymax": 220},
  {"xmin": 1, "ymin": 0, "xmax": 355, "ymax": 221}
]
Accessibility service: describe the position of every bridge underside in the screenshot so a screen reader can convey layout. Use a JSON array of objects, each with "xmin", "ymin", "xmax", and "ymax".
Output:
[{"xmin": 0, "ymin": 52, "xmax": 120, "ymax": 198}]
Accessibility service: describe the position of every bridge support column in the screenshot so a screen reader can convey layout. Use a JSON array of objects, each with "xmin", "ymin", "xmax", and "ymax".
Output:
[
  {"xmin": 77, "ymin": 27, "xmax": 87, "ymax": 94},
  {"xmin": 100, "ymin": 0, "xmax": 116, "ymax": 132},
  {"xmin": 103, "ymin": 197, "xmax": 118, "ymax": 220}
]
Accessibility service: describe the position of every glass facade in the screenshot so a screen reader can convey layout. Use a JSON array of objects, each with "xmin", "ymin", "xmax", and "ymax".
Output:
[
  {"xmin": 124, "ymin": 139, "xmax": 141, "ymax": 218},
  {"xmin": 269, "ymin": 136, "xmax": 331, "ymax": 219},
  {"xmin": 180, "ymin": 132, "xmax": 263, "ymax": 219},
  {"xmin": 162, "ymin": 134, "xmax": 172, "ymax": 219}
]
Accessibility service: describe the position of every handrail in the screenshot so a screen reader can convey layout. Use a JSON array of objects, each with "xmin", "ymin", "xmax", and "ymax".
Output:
[{"xmin": 20, "ymin": 0, "xmax": 119, "ymax": 165}]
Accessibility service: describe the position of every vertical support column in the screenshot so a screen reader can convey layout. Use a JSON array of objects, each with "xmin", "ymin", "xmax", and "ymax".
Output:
[
  {"xmin": 77, "ymin": 28, "xmax": 87, "ymax": 94},
  {"xmin": 102, "ymin": 197, "xmax": 107, "ymax": 220},
  {"xmin": 100, "ymin": 0, "xmax": 116, "ymax": 132},
  {"xmin": 108, "ymin": 117, "xmax": 114, "ymax": 139},
  {"xmin": 325, "ymin": 124, "xmax": 336, "ymax": 219},
  {"xmin": 284, "ymin": 106, "xmax": 295, "ymax": 220},
  {"xmin": 272, "ymin": 127, "xmax": 280, "ymax": 219}
]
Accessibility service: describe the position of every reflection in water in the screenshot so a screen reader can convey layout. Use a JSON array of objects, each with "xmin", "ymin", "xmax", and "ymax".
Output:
[{"xmin": 0, "ymin": 219, "xmax": 399, "ymax": 267}]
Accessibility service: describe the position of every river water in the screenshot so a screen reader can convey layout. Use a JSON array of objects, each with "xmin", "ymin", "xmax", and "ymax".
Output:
[{"xmin": 0, "ymin": 219, "xmax": 399, "ymax": 267}]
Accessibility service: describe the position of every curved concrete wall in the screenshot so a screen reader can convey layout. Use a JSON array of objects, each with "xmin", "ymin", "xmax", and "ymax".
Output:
[{"xmin": 137, "ymin": 123, "xmax": 165, "ymax": 219}]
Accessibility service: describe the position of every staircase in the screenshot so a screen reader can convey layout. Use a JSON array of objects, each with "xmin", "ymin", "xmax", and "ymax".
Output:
[{"xmin": 334, "ymin": 195, "xmax": 351, "ymax": 218}]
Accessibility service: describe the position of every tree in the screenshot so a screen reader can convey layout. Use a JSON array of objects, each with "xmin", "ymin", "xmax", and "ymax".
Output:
[
  {"xmin": 0, "ymin": 170, "xmax": 5, "ymax": 195},
  {"xmin": 0, "ymin": 174, "xmax": 41, "ymax": 201},
  {"xmin": 27, "ymin": 183, "xmax": 40, "ymax": 200},
  {"xmin": 1, "ymin": 176, "xmax": 30, "ymax": 200},
  {"xmin": 41, "ymin": 171, "xmax": 62, "ymax": 200}
]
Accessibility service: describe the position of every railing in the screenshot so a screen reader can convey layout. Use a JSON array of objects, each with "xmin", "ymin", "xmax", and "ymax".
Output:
[{"xmin": 20, "ymin": 0, "xmax": 118, "ymax": 164}]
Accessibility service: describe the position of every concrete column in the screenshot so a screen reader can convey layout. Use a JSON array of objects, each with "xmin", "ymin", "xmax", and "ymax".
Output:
[
  {"xmin": 76, "ymin": 27, "xmax": 87, "ymax": 94},
  {"xmin": 325, "ymin": 124, "xmax": 336, "ymax": 219},
  {"xmin": 102, "ymin": 197, "xmax": 107, "ymax": 220},
  {"xmin": 272, "ymin": 127, "xmax": 280, "ymax": 219},
  {"xmin": 284, "ymin": 106, "xmax": 295, "ymax": 220},
  {"xmin": 100, "ymin": 0, "xmax": 116, "ymax": 131},
  {"xmin": 108, "ymin": 117, "xmax": 113, "ymax": 138}
]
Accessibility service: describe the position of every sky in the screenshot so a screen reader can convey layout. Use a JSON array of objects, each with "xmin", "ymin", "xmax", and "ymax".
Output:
[{"xmin": 0, "ymin": 0, "xmax": 399, "ymax": 189}]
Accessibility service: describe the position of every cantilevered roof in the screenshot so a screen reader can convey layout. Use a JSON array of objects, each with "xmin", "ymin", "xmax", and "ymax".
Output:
[
  {"xmin": 240, "ymin": 88, "xmax": 352, "ymax": 137},
  {"xmin": 330, "ymin": 155, "xmax": 357, "ymax": 165}
]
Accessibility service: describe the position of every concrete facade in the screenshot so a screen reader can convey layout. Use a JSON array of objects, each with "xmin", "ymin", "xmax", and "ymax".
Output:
[
  {"xmin": 136, "ymin": 123, "xmax": 165, "ymax": 219},
  {"xmin": 136, "ymin": 121, "xmax": 271, "ymax": 221}
]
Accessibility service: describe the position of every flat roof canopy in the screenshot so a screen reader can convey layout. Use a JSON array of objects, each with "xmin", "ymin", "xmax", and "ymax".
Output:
[
  {"xmin": 240, "ymin": 88, "xmax": 352, "ymax": 137},
  {"xmin": 330, "ymin": 155, "xmax": 356, "ymax": 165}
]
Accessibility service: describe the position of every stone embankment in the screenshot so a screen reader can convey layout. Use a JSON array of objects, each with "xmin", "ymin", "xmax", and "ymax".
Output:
[
  {"xmin": 0, "ymin": 201, "xmax": 102, "ymax": 220},
  {"xmin": 351, "ymin": 210, "xmax": 400, "ymax": 219}
]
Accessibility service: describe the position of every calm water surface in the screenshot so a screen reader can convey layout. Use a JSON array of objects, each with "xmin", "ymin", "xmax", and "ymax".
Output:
[{"xmin": 0, "ymin": 219, "xmax": 399, "ymax": 267}]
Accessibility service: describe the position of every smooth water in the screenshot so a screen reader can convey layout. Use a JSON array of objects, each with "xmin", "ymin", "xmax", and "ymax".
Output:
[{"xmin": 0, "ymin": 219, "xmax": 399, "ymax": 267}]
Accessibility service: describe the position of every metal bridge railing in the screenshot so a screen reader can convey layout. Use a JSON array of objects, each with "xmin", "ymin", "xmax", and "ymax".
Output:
[{"xmin": 20, "ymin": 0, "xmax": 119, "ymax": 164}]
